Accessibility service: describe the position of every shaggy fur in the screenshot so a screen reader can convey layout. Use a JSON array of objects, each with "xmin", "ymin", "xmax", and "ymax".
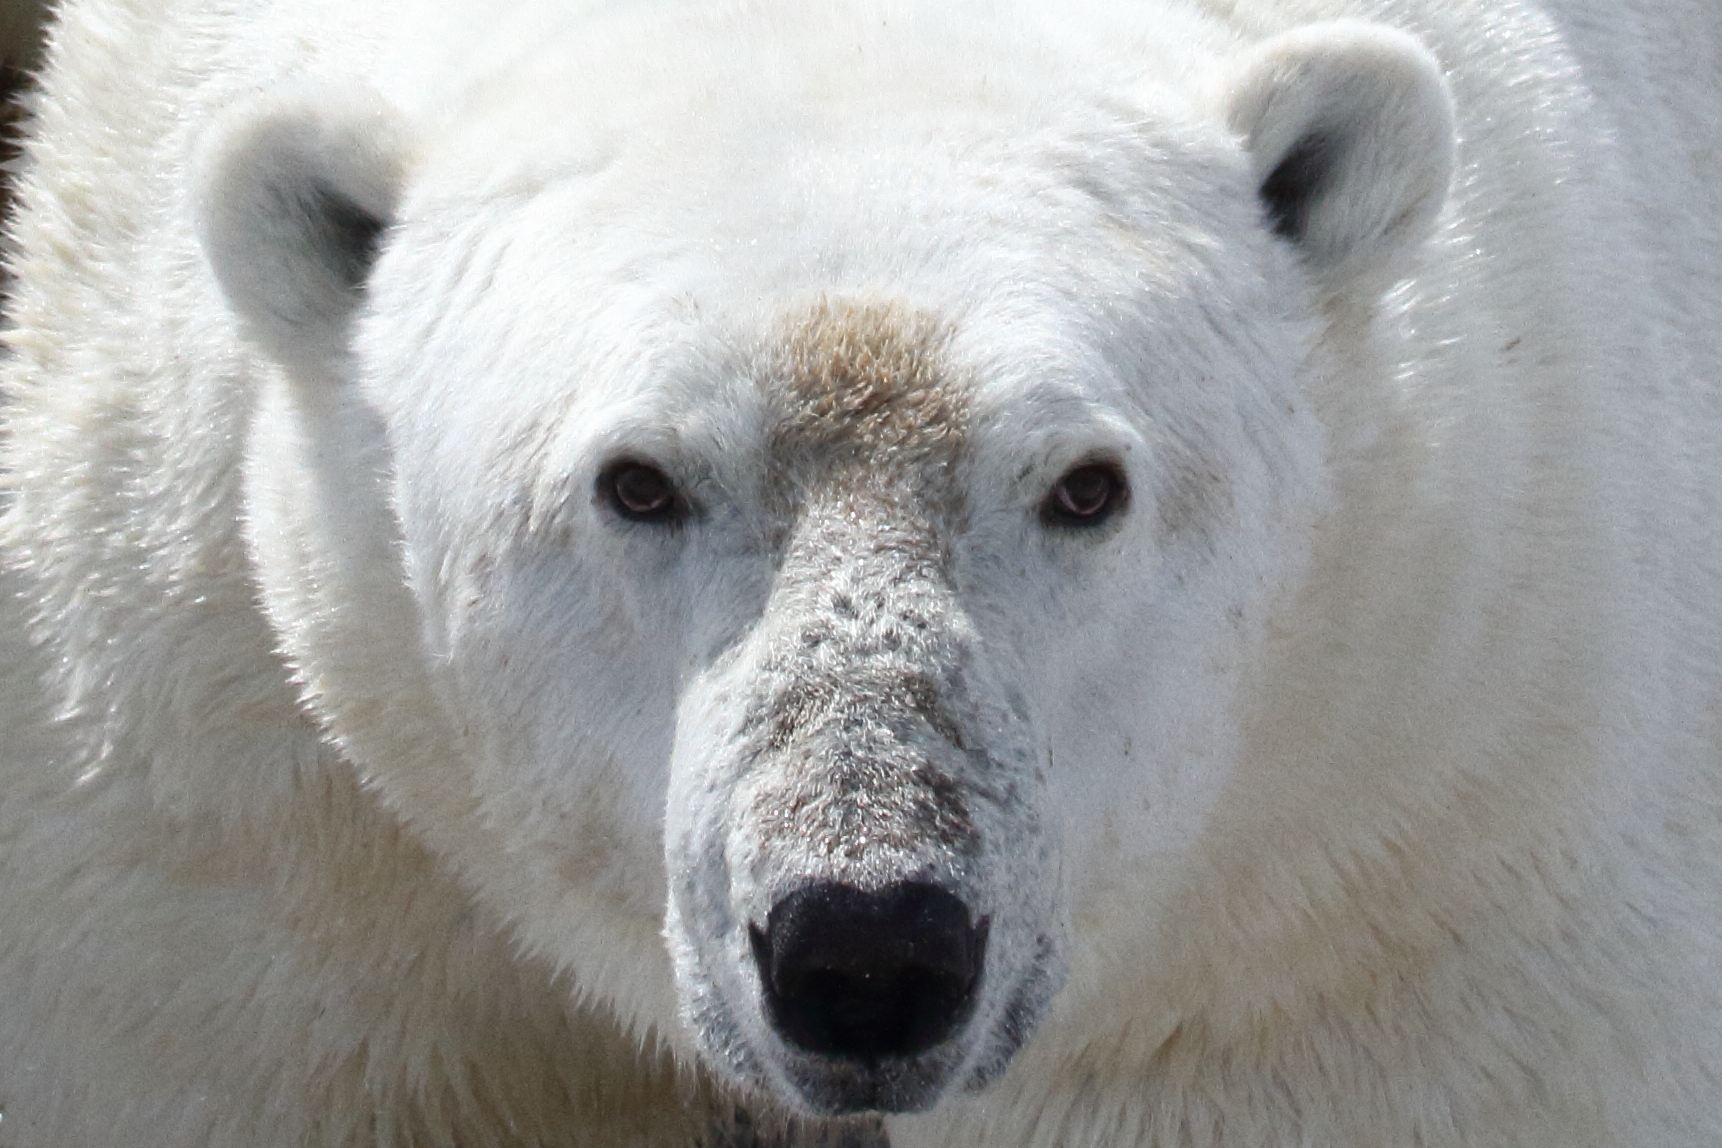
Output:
[{"xmin": 2, "ymin": 0, "xmax": 1721, "ymax": 1145}]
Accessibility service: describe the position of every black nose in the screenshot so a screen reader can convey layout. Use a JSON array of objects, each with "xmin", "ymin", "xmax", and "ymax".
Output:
[{"xmin": 750, "ymin": 881, "xmax": 987, "ymax": 1060}]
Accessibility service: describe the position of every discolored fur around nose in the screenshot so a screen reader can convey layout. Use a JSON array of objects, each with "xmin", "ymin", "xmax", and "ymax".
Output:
[
  {"xmin": 665, "ymin": 297, "xmax": 1063, "ymax": 1114},
  {"xmin": 751, "ymin": 881, "xmax": 989, "ymax": 1061}
]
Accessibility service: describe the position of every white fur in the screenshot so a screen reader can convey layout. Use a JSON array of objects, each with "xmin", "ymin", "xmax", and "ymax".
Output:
[{"xmin": 2, "ymin": 0, "xmax": 1720, "ymax": 1144}]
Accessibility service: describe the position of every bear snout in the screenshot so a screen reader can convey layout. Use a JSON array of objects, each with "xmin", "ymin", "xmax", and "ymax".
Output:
[
  {"xmin": 749, "ymin": 880, "xmax": 988, "ymax": 1063},
  {"xmin": 665, "ymin": 510, "xmax": 1058, "ymax": 1113}
]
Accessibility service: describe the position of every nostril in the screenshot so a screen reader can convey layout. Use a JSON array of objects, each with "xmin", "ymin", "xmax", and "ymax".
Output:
[{"xmin": 750, "ymin": 881, "xmax": 988, "ymax": 1060}]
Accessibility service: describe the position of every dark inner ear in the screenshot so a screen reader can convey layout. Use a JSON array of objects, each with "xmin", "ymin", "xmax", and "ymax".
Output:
[
  {"xmin": 1259, "ymin": 129, "xmax": 1342, "ymax": 243},
  {"xmin": 303, "ymin": 184, "xmax": 388, "ymax": 292}
]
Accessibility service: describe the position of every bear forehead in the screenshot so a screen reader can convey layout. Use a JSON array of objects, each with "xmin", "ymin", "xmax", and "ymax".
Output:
[{"xmin": 767, "ymin": 298, "xmax": 970, "ymax": 498}]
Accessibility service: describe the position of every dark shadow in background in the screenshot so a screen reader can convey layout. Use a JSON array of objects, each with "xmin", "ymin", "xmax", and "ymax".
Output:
[{"xmin": 2, "ymin": 0, "xmax": 48, "ymax": 253}]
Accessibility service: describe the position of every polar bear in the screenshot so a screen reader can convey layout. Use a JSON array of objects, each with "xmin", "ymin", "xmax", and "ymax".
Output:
[{"xmin": 3, "ymin": 0, "xmax": 1721, "ymax": 1144}]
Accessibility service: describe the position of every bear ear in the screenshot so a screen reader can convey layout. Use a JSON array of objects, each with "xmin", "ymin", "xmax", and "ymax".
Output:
[
  {"xmin": 1224, "ymin": 21, "xmax": 1456, "ymax": 294},
  {"xmin": 195, "ymin": 87, "xmax": 412, "ymax": 371}
]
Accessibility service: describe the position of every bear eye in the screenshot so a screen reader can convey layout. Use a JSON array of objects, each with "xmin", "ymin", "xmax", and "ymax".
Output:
[
  {"xmin": 1041, "ymin": 462, "xmax": 1128, "ymax": 528},
  {"xmin": 600, "ymin": 460, "xmax": 686, "ymax": 525}
]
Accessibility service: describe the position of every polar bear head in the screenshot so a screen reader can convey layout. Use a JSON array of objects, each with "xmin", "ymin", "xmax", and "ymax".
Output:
[{"xmin": 197, "ymin": 12, "xmax": 1453, "ymax": 1117}]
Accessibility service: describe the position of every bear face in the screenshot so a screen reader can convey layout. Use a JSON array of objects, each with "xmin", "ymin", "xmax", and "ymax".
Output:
[{"xmin": 198, "ymin": 12, "xmax": 1451, "ymax": 1119}]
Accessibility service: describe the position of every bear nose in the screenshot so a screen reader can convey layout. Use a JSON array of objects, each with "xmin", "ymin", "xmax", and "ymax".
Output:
[{"xmin": 750, "ymin": 881, "xmax": 988, "ymax": 1060}]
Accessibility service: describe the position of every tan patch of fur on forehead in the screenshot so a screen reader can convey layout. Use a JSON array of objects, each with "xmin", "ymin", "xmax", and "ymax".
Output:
[{"xmin": 769, "ymin": 298, "xmax": 968, "ymax": 480}]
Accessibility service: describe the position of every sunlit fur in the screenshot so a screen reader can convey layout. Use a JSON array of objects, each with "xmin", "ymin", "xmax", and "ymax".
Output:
[{"xmin": 2, "ymin": 0, "xmax": 1721, "ymax": 1145}]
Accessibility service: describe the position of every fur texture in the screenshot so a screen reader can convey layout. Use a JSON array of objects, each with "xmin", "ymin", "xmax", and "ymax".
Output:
[{"xmin": 2, "ymin": 0, "xmax": 1720, "ymax": 1145}]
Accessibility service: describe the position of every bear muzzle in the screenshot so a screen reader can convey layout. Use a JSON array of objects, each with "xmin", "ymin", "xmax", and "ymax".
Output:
[{"xmin": 667, "ymin": 480, "xmax": 1059, "ymax": 1113}]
